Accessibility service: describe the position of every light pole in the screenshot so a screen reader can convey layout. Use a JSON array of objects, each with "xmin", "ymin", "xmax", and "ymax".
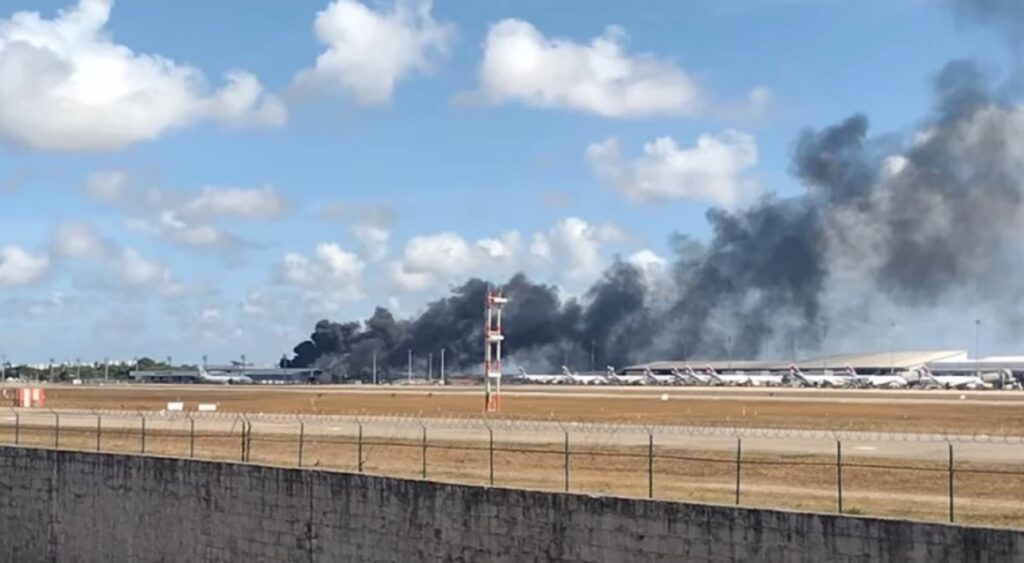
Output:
[
  {"xmin": 440, "ymin": 348, "xmax": 446, "ymax": 385},
  {"xmin": 240, "ymin": 354, "xmax": 246, "ymax": 378},
  {"xmin": 428, "ymin": 352, "xmax": 433, "ymax": 382},
  {"xmin": 75, "ymin": 357, "xmax": 81, "ymax": 381},
  {"xmin": 889, "ymin": 322, "xmax": 896, "ymax": 374},
  {"xmin": 103, "ymin": 358, "xmax": 109, "ymax": 382},
  {"xmin": 407, "ymin": 350, "xmax": 412, "ymax": 383},
  {"xmin": 1, "ymin": 353, "xmax": 6, "ymax": 381},
  {"xmin": 974, "ymin": 319, "xmax": 982, "ymax": 377},
  {"xmin": 48, "ymin": 358, "xmax": 54, "ymax": 383},
  {"xmin": 372, "ymin": 350, "xmax": 378, "ymax": 385}
]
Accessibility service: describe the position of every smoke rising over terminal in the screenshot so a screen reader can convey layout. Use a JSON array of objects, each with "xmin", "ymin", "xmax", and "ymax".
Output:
[{"xmin": 284, "ymin": 1, "xmax": 1024, "ymax": 377}]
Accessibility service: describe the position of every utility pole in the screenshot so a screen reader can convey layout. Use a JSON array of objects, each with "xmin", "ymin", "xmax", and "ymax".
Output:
[
  {"xmin": 372, "ymin": 350, "xmax": 378, "ymax": 385},
  {"xmin": 440, "ymin": 348, "xmax": 446, "ymax": 385},
  {"xmin": 408, "ymin": 350, "xmax": 413, "ymax": 383}
]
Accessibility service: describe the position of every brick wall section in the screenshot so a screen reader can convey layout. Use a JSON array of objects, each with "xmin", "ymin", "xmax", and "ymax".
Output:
[{"xmin": 0, "ymin": 446, "xmax": 1021, "ymax": 562}]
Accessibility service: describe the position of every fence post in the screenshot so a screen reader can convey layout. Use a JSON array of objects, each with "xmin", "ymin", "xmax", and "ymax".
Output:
[
  {"xmin": 357, "ymin": 423, "xmax": 364, "ymax": 473},
  {"xmin": 421, "ymin": 426, "xmax": 428, "ymax": 479},
  {"xmin": 188, "ymin": 416, "xmax": 195, "ymax": 459},
  {"xmin": 735, "ymin": 437, "xmax": 742, "ymax": 505},
  {"xmin": 54, "ymin": 412, "xmax": 60, "ymax": 449},
  {"xmin": 564, "ymin": 431, "xmax": 570, "ymax": 492},
  {"xmin": 648, "ymin": 433, "xmax": 654, "ymax": 499},
  {"xmin": 948, "ymin": 442, "xmax": 955, "ymax": 523},
  {"xmin": 298, "ymin": 420, "xmax": 305, "ymax": 468},
  {"xmin": 96, "ymin": 414, "xmax": 102, "ymax": 452},
  {"xmin": 836, "ymin": 440, "xmax": 843, "ymax": 514},
  {"xmin": 140, "ymin": 414, "xmax": 146, "ymax": 454},
  {"xmin": 237, "ymin": 418, "xmax": 246, "ymax": 461},
  {"xmin": 488, "ymin": 427, "xmax": 495, "ymax": 486}
]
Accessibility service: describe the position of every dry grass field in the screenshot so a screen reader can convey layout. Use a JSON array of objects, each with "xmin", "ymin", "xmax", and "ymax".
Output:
[{"xmin": 30, "ymin": 384, "xmax": 1024, "ymax": 435}]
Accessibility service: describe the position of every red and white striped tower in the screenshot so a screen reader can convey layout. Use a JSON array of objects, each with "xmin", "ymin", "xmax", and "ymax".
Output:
[{"xmin": 483, "ymin": 288, "xmax": 507, "ymax": 413}]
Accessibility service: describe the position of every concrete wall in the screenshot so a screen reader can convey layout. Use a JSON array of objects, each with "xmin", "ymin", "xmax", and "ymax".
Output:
[{"xmin": 0, "ymin": 446, "xmax": 1020, "ymax": 563}]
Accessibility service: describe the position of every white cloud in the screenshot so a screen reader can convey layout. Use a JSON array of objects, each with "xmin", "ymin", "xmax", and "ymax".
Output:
[
  {"xmin": 84, "ymin": 171, "xmax": 130, "ymax": 202},
  {"xmin": 530, "ymin": 217, "xmax": 623, "ymax": 282},
  {"xmin": 476, "ymin": 19, "xmax": 703, "ymax": 118},
  {"xmin": 183, "ymin": 186, "xmax": 289, "ymax": 220},
  {"xmin": 353, "ymin": 224, "xmax": 391, "ymax": 262},
  {"xmin": 587, "ymin": 131, "xmax": 758, "ymax": 206},
  {"xmin": 0, "ymin": 0, "xmax": 285, "ymax": 152},
  {"xmin": 0, "ymin": 246, "xmax": 49, "ymax": 286},
  {"xmin": 84, "ymin": 171, "xmax": 288, "ymax": 251},
  {"xmin": 628, "ymin": 249, "xmax": 667, "ymax": 272},
  {"xmin": 293, "ymin": 0, "xmax": 455, "ymax": 105},
  {"xmin": 386, "ymin": 261, "xmax": 434, "ymax": 292},
  {"xmin": 114, "ymin": 248, "xmax": 185, "ymax": 296},
  {"xmin": 281, "ymin": 243, "xmax": 366, "ymax": 310},
  {"xmin": 51, "ymin": 221, "xmax": 110, "ymax": 260},
  {"xmin": 388, "ymin": 231, "xmax": 522, "ymax": 292}
]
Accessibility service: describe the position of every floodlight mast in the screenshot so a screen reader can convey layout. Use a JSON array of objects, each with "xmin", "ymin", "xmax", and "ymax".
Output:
[{"xmin": 484, "ymin": 288, "xmax": 507, "ymax": 413}]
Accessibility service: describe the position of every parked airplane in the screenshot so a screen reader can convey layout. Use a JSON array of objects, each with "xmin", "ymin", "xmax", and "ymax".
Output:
[
  {"xmin": 516, "ymin": 367, "xmax": 567, "ymax": 384},
  {"xmin": 643, "ymin": 367, "xmax": 686, "ymax": 385},
  {"xmin": 606, "ymin": 366, "xmax": 648, "ymax": 385},
  {"xmin": 845, "ymin": 364, "xmax": 908, "ymax": 389},
  {"xmin": 786, "ymin": 364, "xmax": 850, "ymax": 388},
  {"xmin": 704, "ymin": 365, "xmax": 752, "ymax": 386},
  {"xmin": 198, "ymin": 366, "xmax": 253, "ymax": 384},
  {"xmin": 917, "ymin": 366, "xmax": 986, "ymax": 390},
  {"xmin": 680, "ymin": 366, "xmax": 715, "ymax": 385},
  {"xmin": 561, "ymin": 366, "xmax": 609, "ymax": 385}
]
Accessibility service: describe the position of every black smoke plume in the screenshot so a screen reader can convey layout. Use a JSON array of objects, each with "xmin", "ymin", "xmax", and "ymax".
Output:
[{"xmin": 284, "ymin": 10, "xmax": 1024, "ymax": 379}]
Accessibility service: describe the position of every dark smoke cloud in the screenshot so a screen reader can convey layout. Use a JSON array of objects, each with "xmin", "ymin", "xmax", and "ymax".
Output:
[
  {"xmin": 285, "ymin": 9, "xmax": 1024, "ymax": 377},
  {"xmin": 945, "ymin": 0, "xmax": 1024, "ymax": 38}
]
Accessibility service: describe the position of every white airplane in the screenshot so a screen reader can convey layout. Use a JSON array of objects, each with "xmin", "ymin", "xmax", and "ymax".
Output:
[
  {"xmin": 198, "ymin": 366, "xmax": 253, "ymax": 384},
  {"xmin": 560, "ymin": 366, "xmax": 609, "ymax": 385},
  {"xmin": 606, "ymin": 366, "xmax": 648, "ymax": 385},
  {"xmin": 845, "ymin": 364, "xmax": 908, "ymax": 389},
  {"xmin": 516, "ymin": 367, "xmax": 567, "ymax": 385},
  {"xmin": 704, "ymin": 365, "xmax": 752, "ymax": 386},
  {"xmin": 746, "ymin": 372, "xmax": 786, "ymax": 387},
  {"xmin": 642, "ymin": 367, "xmax": 686, "ymax": 386},
  {"xmin": 680, "ymin": 365, "xmax": 715, "ymax": 385},
  {"xmin": 917, "ymin": 365, "xmax": 986, "ymax": 390},
  {"xmin": 786, "ymin": 364, "xmax": 850, "ymax": 388}
]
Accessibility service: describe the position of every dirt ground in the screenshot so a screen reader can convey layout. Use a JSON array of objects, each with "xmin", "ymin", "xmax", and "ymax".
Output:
[
  {"xmin": 31, "ymin": 385, "xmax": 1024, "ymax": 435},
  {"xmin": 3, "ymin": 421, "xmax": 1022, "ymax": 529}
]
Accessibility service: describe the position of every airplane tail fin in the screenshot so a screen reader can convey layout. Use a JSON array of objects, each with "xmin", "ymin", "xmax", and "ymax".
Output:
[{"xmin": 561, "ymin": 365, "xmax": 571, "ymax": 376}]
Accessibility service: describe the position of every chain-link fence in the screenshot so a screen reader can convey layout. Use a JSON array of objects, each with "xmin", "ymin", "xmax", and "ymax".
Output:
[{"xmin": 2, "ymin": 408, "xmax": 1023, "ymax": 528}]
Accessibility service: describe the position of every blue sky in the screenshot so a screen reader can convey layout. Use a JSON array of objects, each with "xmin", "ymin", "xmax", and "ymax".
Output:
[{"xmin": 0, "ymin": 0, "xmax": 1011, "ymax": 364}]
